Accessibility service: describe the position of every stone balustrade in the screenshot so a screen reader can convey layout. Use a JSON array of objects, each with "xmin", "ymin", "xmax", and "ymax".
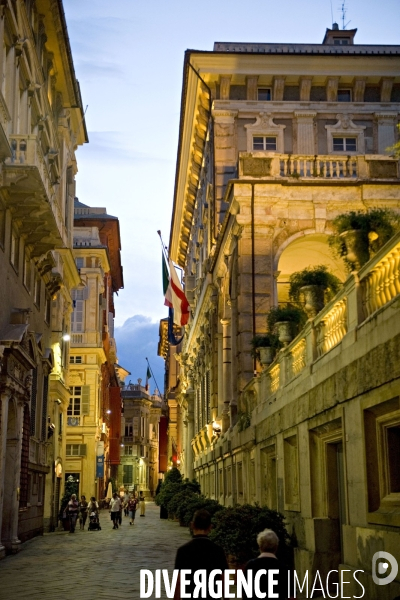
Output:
[
  {"xmin": 239, "ymin": 152, "xmax": 399, "ymax": 180},
  {"xmin": 71, "ymin": 332, "xmax": 102, "ymax": 347},
  {"xmin": 360, "ymin": 233, "xmax": 400, "ymax": 319}
]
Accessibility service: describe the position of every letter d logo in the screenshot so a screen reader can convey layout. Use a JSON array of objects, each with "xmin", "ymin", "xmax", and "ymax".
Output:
[{"xmin": 372, "ymin": 552, "xmax": 398, "ymax": 586}]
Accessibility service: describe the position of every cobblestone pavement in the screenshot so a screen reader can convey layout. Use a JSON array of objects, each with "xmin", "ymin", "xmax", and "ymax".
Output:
[{"xmin": 0, "ymin": 502, "xmax": 191, "ymax": 600}]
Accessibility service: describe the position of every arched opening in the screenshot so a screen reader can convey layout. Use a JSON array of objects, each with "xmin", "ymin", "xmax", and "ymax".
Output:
[{"xmin": 276, "ymin": 233, "xmax": 347, "ymax": 305}]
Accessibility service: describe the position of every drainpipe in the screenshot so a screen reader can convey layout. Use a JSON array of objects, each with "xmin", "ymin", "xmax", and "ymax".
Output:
[{"xmin": 251, "ymin": 183, "xmax": 256, "ymax": 375}]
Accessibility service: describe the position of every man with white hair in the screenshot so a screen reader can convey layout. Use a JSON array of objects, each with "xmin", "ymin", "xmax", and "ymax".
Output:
[{"xmin": 243, "ymin": 528, "xmax": 292, "ymax": 599}]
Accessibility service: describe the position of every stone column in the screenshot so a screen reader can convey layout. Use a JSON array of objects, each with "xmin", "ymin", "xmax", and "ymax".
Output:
[
  {"xmin": 4, "ymin": 399, "xmax": 24, "ymax": 552},
  {"xmin": 246, "ymin": 76, "xmax": 258, "ymax": 100},
  {"xmin": 326, "ymin": 77, "xmax": 339, "ymax": 102},
  {"xmin": 294, "ymin": 111, "xmax": 317, "ymax": 155},
  {"xmin": 299, "ymin": 77, "xmax": 312, "ymax": 101},
  {"xmin": 212, "ymin": 110, "xmax": 238, "ymax": 227},
  {"xmin": 0, "ymin": 393, "xmax": 10, "ymax": 557},
  {"xmin": 221, "ymin": 318, "xmax": 232, "ymax": 433},
  {"xmin": 273, "ymin": 76, "xmax": 286, "ymax": 101}
]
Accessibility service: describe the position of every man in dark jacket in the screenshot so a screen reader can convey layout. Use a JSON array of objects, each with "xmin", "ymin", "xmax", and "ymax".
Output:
[{"xmin": 174, "ymin": 509, "xmax": 228, "ymax": 600}]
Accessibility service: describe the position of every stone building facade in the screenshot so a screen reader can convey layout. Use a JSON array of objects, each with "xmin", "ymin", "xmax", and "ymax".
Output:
[
  {"xmin": 0, "ymin": 0, "xmax": 86, "ymax": 554},
  {"xmin": 166, "ymin": 27, "xmax": 400, "ymax": 597},
  {"xmin": 66, "ymin": 200, "xmax": 124, "ymax": 502},
  {"xmin": 120, "ymin": 383, "xmax": 162, "ymax": 496}
]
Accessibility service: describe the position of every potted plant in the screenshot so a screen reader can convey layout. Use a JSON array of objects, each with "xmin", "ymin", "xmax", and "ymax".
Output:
[
  {"xmin": 250, "ymin": 334, "xmax": 280, "ymax": 367},
  {"xmin": 288, "ymin": 265, "xmax": 342, "ymax": 318},
  {"xmin": 329, "ymin": 208, "xmax": 400, "ymax": 270},
  {"xmin": 267, "ymin": 305, "xmax": 306, "ymax": 346}
]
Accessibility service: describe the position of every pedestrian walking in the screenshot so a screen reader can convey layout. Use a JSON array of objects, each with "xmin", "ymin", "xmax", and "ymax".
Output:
[
  {"xmin": 66, "ymin": 493, "xmax": 79, "ymax": 533},
  {"xmin": 173, "ymin": 509, "xmax": 228, "ymax": 600},
  {"xmin": 87, "ymin": 496, "xmax": 99, "ymax": 514},
  {"xmin": 242, "ymin": 529, "xmax": 293, "ymax": 599},
  {"xmin": 128, "ymin": 493, "xmax": 138, "ymax": 525},
  {"xmin": 110, "ymin": 492, "xmax": 122, "ymax": 529},
  {"xmin": 79, "ymin": 495, "xmax": 88, "ymax": 530},
  {"xmin": 139, "ymin": 490, "xmax": 146, "ymax": 517}
]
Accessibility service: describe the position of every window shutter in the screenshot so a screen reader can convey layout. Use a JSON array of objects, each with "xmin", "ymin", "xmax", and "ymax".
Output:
[
  {"xmin": 79, "ymin": 444, "xmax": 87, "ymax": 456},
  {"xmin": 81, "ymin": 385, "xmax": 90, "ymax": 415},
  {"xmin": 30, "ymin": 368, "xmax": 38, "ymax": 436}
]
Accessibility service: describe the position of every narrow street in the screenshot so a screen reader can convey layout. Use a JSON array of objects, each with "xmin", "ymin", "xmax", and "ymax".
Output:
[{"xmin": 0, "ymin": 503, "xmax": 190, "ymax": 599}]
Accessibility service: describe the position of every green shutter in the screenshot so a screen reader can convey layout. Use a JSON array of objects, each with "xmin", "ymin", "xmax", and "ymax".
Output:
[
  {"xmin": 81, "ymin": 385, "xmax": 90, "ymax": 415},
  {"xmin": 80, "ymin": 444, "xmax": 87, "ymax": 456}
]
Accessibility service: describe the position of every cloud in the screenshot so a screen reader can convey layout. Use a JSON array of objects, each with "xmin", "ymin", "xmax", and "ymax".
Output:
[
  {"xmin": 114, "ymin": 315, "xmax": 165, "ymax": 395},
  {"xmin": 81, "ymin": 131, "xmax": 173, "ymax": 164}
]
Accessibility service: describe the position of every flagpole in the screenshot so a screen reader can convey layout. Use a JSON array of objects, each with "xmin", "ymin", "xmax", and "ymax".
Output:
[
  {"xmin": 145, "ymin": 357, "xmax": 162, "ymax": 396},
  {"xmin": 157, "ymin": 230, "xmax": 170, "ymax": 262}
]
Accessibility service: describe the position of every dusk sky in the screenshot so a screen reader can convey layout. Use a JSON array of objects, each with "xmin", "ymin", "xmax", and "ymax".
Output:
[{"xmin": 63, "ymin": 0, "xmax": 399, "ymax": 391}]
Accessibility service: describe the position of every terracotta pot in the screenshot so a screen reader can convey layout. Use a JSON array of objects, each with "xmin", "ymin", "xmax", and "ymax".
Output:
[
  {"xmin": 340, "ymin": 229, "xmax": 369, "ymax": 269},
  {"xmin": 276, "ymin": 321, "xmax": 293, "ymax": 346},
  {"xmin": 300, "ymin": 284, "xmax": 325, "ymax": 319},
  {"xmin": 258, "ymin": 346, "xmax": 274, "ymax": 367}
]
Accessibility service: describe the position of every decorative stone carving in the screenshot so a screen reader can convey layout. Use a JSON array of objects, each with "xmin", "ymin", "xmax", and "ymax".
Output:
[
  {"xmin": 246, "ymin": 76, "xmax": 258, "ymax": 100},
  {"xmin": 219, "ymin": 75, "xmax": 232, "ymax": 100},
  {"xmin": 299, "ymin": 77, "xmax": 312, "ymax": 101},
  {"xmin": 353, "ymin": 78, "xmax": 366, "ymax": 102},
  {"xmin": 326, "ymin": 77, "xmax": 339, "ymax": 102},
  {"xmin": 380, "ymin": 78, "xmax": 394, "ymax": 103},
  {"xmin": 273, "ymin": 76, "xmax": 286, "ymax": 101}
]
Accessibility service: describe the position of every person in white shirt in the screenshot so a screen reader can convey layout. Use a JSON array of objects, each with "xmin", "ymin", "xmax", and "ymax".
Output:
[{"xmin": 110, "ymin": 493, "xmax": 122, "ymax": 529}]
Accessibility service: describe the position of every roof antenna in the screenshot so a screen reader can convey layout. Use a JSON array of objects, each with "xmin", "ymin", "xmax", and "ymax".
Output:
[{"xmin": 340, "ymin": 0, "xmax": 351, "ymax": 29}]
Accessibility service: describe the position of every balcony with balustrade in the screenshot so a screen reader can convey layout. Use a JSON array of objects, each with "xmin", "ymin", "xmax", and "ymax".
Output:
[
  {"xmin": 239, "ymin": 153, "xmax": 399, "ymax": 181},
  {"xmin": 247, "ymin": 229, "xmax": 400, "ymax": 415},
  {"xmin": 2, "ymin": 133, "xmax": 68, "ymax": 254}
]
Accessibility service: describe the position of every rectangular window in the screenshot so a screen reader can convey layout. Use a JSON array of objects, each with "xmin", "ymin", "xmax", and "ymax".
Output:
[
  {"xmin": 34, "ymin": 275, "xmax": 41, "ymax": 307},
  {"xmin": 0, "ymin": 205, "xmax": 5, "ymax": 248},
  {"xmin": 71, "ymin": 288, "xmax": 87, "ymax": 332},
  {"xmin": 337, "ymin": 89, "xmax": 352, "ymax": 102},
  {"xmin": 284, "ymin": 434, "xmax": 300, "ymax": 508},
  {"xmin": 70, "ymin": 356, "xmax": 83, "ymax": 364},
  {"xmin": 333, "ymin": 137, "xmax": 357, "ymax": 152},
  {"xmin": 333, "ymin": 38, "xmax": 349, "ymax": 45},
  {"xmin": 123, "ymin": 464, "xmax": 133, "ymax": 484},
  {"xmin": 387, "ymin": 425, "xmax": 400, "ymax": 494},
  {"xmin": 257, "ymin": 88, "xmax": 271, "ymax": 101},
  {"xmin": 125, "ymin": 424, "xmax": 133, "ymax": 437},
  {"xmin": 253, "ymin": 136, "xmax": 277, "ymax": 151},
  {"xmin": 124, "ymin": 445, "xmax": 133, "ymax": 456},
  {"xmin": 67, "ymin": 385, "xmax": 89, "ymax": 425},
  {"xmin": 45, "ymin": 294, "xmax": 51, "ymax": 324},
  {"xmin": 66, "ymin": 444, "xmax": 87, "ymax": 456},
  {"xmin": 10, "ymin": 228, "xmax": 19, "ymax": 270},
  {"xmin": 23, "ymin": 252, "xmax": 32, "ymax": 291},
  {"xmin": 75, "ymin": 257, "xmax": 84, "ymax": 269}
]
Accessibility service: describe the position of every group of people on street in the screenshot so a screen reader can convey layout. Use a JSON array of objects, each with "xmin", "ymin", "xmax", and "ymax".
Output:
[
  {"xmin": 64, "ymin": 495, "xmax": 99, "ymax": 533},
  {"xmin": 63, "ymin": 490, "xmax": 146, "ymax": 532},
  {"xmin": 110, "ymin": 490, "xmax": 146, "ymax": 529}
]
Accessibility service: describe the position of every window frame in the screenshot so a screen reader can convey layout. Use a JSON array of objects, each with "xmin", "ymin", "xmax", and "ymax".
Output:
[
  {"xmin": 337, "ymin": 89, "xmax": 352, "ymax": 102},
  {"xmin": 252, "ymin": 135, "xmax": 277, "ymax": 151},
  {"xmin": 332, "ymin": 136, "xmax": 358, "ymax": 153}
]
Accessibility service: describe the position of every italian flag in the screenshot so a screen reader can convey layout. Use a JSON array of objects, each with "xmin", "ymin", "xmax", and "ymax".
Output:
[{"xmin": 162, "ymin": 254, "xmax": 190, "ymax": 326}]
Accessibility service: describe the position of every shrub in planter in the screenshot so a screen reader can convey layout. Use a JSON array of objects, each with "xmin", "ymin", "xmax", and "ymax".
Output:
[
  {"xmin": 288, "ymin": 265, "xmax": 342, "ymax": 318},
  {"xmin": 179, "ymin": 495, "xmax": 224, "ymax": 528},
  {"xmin": 266, "ymin": 305, "xmax": 307, "ymax": 346},
  {"xmin": 209, "ymin": 504, "xmax": 291, "ymax": 567},
  {"xmin": 329, "ymin": 208, "xmax": 400, "ymax": 270},
  {"xmin": 250, "ymin": 333, "xmax": 280, "ymax": 364}
]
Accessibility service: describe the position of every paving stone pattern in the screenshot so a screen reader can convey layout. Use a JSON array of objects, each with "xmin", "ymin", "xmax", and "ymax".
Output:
[{"xmin": 0, "ymin": 502, "xmax": 191, "ymax": 600}]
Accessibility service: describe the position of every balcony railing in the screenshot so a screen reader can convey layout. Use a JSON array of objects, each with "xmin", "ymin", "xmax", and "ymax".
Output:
[
  {"xmin": 253, "ymin": 231, "xmax": 400, "ymax": 403},
  {"xmin": 239, "ymin": 153, "xmax": 399, "ymax": 181},
  {"xmin": 4, "ymin": 134, "xmax": 67, "ymax": 248},
  {"xmin": 71, "ymin": 332, "xmax": 102, "ymax": 347}
]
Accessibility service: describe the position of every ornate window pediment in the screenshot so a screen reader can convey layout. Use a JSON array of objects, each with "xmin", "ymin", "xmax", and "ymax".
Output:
[
  {"xmin": 245, "ymin": 112, "xmax": 286, "ymax": 153},
  {"xmin": 326, "ymin": 114, "xmax": 366, "ymax": 154}
]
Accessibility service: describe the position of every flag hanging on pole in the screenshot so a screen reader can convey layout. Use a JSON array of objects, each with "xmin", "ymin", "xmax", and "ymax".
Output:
[
  {"xmin": 162, "ymin": 254, "xmax": 190, "ymax": 326},
  {"xmin": 145, "ymin": 366, "xmax": 151, "ymax": 391}
]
